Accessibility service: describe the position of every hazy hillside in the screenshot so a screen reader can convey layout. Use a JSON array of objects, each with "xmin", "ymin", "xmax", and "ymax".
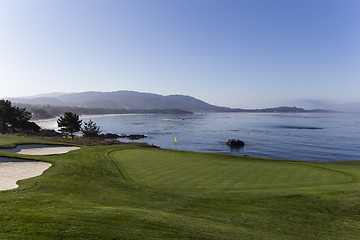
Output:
[
  {"xmin": 8, "ymin": 97, "xmax": 67, "ymax": 106},
  {"xmin": 10, "ymin": 91, "xmax": 228, "ymax": 111},
  {"xmin": 8, "ymin": 90, "xmax": 332, "ymax": 114}
]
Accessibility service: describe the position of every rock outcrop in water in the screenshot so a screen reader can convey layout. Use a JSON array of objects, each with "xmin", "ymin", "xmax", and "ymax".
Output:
[
  {"xmin": 99, "ymin": 133, "xmax": 147, "ymax": 140},
  {"xmin": 226, "ymin": 139, "xmax": 245, "ymax": 148},
  {"xmin": 119, "ymin": 134, "xmax": 147, "ymax": 140},
  {"xmin": 99, "ymin": 133, "xmax": 121, "ymax": 139}
]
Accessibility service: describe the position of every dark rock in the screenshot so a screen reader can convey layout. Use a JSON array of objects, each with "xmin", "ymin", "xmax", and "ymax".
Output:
[
  {"xmin": 99, "ymin": 133, "xmax": 148, "ymax": 140},
  {"xmin": 99, "ymin": 133, "xmax": 121, "ymax": 139},
  {"xmin": 119, "ymin": 134, "xmax": 147, "ymax": 140},
  {"xmin": 226, "ymin": 139, "xmax": 245, "ymax": 148}
]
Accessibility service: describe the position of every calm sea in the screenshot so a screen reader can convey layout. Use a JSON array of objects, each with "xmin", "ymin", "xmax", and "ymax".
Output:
[{"xmin": 36, "ymin": 112, "xmax": 360, "ymax": 161}]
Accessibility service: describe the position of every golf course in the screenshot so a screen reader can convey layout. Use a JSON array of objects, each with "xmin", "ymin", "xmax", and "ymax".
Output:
[{"xmin": 1, "ymin": 135, "xmax": 360, "ymax": 239}]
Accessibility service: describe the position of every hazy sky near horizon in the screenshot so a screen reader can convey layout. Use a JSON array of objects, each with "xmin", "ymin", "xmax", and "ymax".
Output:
[{"xmin": 0, "ymin": 0, "xmax": 359, "ymax": 109}]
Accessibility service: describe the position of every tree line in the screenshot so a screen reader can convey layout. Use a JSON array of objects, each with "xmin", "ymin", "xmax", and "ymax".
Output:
[
  {"xmin": 0, "ymin": 100, "xmax": 40, "ymax": 134},
  {"xmin": 1, "ymin": 99, "xmax": 101, "ymax": 138}
]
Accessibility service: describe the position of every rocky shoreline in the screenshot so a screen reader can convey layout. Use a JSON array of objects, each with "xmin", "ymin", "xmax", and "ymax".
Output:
[{"xmin": 99, "ymin": 133, "xmax": 147, "ymax": 140}]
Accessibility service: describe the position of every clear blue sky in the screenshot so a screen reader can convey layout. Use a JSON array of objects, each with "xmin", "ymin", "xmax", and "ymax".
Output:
[{"xmin": 0, "ymin": 0, "xmax": 359, "ymax": 109}]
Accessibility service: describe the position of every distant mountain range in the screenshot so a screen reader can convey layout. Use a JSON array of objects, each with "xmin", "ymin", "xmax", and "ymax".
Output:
[
  {"xmin": 8, "ymin": 90, "xmax": 332, "ymax": 115},
  {"xmin": 9, "ymin": 91, "xmax": 226, "ymax": 111}
]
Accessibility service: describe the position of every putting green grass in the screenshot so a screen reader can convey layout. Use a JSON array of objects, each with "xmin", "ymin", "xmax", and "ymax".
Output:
[
  {"xmin": 1, "ymin": 135, "xmax": 360, "ymax": 239},
  {"xmin": 111, "ymin": 149, "xmax": 353, "ymax": 196}
]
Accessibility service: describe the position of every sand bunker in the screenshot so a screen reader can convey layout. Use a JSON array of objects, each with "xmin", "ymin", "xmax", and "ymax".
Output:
[
  {"xmin": 17, "ymin": 146, "xmax": 80, "ymax": 155},
  {"xmin": 0, "ymin": 144, "xmax": 80, "ymax": 155},
  {"xmin": 0, "ymin": 145, "xmax": 79, "ymax": 190},
  {"xmin": 0, "ymin": 158, "xmax": 51, "ymax": 191}
]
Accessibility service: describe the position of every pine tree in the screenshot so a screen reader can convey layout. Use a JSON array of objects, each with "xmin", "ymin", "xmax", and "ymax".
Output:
[
  {"xmin": 81, "ymin": 119, "xmax": 101, "ymax": 137},
  {"xmin": 57, "ymin": 112, "xmax": 82, "ymax": 139}
]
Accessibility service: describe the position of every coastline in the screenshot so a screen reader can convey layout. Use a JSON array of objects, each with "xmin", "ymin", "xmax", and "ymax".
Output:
[
  {"xmin": 32, "ymin": 112, "xmax": 360, "ymax": 161},
  {"xmin": 34, "ymin": 113, "xmax": 150, "ymax": 130}
]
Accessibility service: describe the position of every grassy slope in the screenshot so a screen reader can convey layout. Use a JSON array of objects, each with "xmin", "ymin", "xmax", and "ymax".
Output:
[
  {"xmin": 0, "ymin": 135, "xmax": 360, "ymax": 239},
  {"xmin": 0, "ymin": 135, "xmax": 59, "ymax": 148}
]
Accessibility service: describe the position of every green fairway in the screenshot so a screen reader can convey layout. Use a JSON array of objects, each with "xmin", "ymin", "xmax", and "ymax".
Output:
[{"xmin": 1, "ymin": 135, "xmax": 360, "ymax": 239}]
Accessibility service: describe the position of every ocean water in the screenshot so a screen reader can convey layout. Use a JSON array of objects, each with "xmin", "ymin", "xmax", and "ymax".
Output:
[{"xmin": 36, "ymin": 112, "xmax": 360, "ymax": 161}]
